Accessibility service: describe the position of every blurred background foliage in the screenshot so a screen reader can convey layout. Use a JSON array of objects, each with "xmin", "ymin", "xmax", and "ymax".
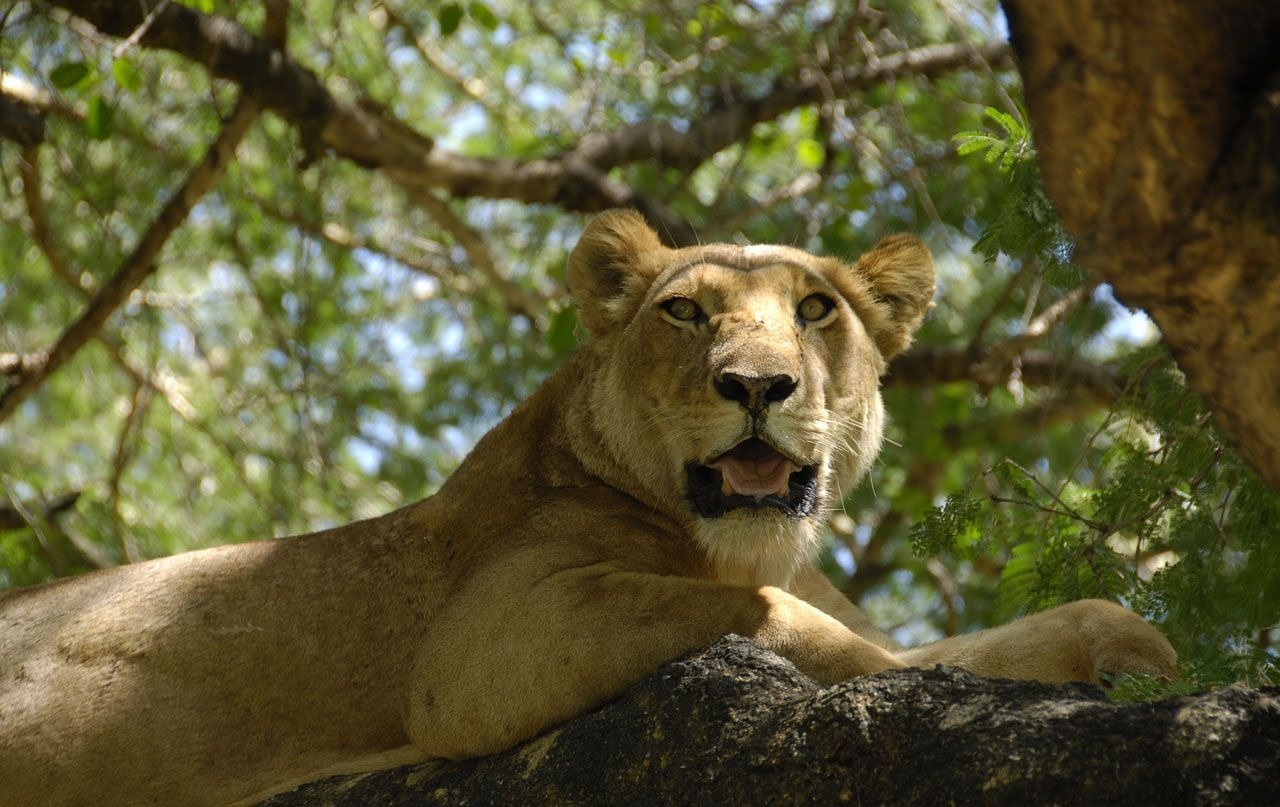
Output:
[{"xmin": 1, "ymin": 0, "xmax": 1275, "ymax": 691}]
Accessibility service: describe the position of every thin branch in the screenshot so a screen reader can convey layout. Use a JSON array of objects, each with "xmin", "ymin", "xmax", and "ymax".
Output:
[
  {"xmin": 966, "ymin": 259, "xmax": 1034, "ymax": 353},
  {"xmin": 398, "ymin": 189, "xmax": 547, "ymax": 325},
  {"xmin": 0, "ymin": 352, "xmax": 47, "ymax": 377},
  {"xmin": 16, "ymin": 115, "xmax": 276, "ymax": 526},
  {"xmin": 49, "ymin": 0, "xmax": 1011, "ymax": 242},
  {"xmin": 0, "ymin": 94, "xmax": 45, "ymax": 146},
  {"xmin": 570, "ymin": 40, "xmax": 1013, "ymax": 171},
  {"xmin": 1, "ymin": 70, "xmax": 83, "ymax": 122},
  {"xmin": 0, "ymin": 98, "xmax": 260, "ymax": 425},
  {"xmin": 994, "ymin": 459, "xmax": 1102, "ymax": 528},
  {"xmin": 0, "ymin": 491, "xmax": 80, "ymax": 533},
  {"xmin": 885, "ymin": 345, "xmax": 1126, "ymax": 402},
  {"xmin": 249, "ymin": 193, "xmax": 476, "ymax": 296},
  {"xmin": 107, "ymin": 381, "xmax": 149, "ymax": 562},
  {"xmin": 987, "ymin": 495, "xmax": 1106, "ymax": 530},
  {"xmin": 708, "ymin": 172, "xmax": 823, "ymax": 238},
  {"xmin": 937, "ymin": 393, "xmax": 1117, "ymax": 449},
  {"xmin": 0, "ymin": 483, "xmax": 63, "ymax": 573},
  {"xmin": 110, "ymin": 0, "xmax": 169, "ymax": 58},
  {"xmin": 984, "ymin": 281, "xmax": 1100, "ymax": 369},
  {"xmin": 18, "ymin": 145, "xmax": 85, "ymax": 290},
  {"xmin": 377, "ymin": 3, "xmax": 503, "ymax": 115},
  {"xmin": 0, "ymin": 483, "xmax": 114, "ymax": 571}
]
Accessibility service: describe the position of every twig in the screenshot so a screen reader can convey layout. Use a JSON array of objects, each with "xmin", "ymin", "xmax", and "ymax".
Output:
[
  {"xmin": 49, "ymin": 0, "xmax": 1011, "ymax": 224},
  {"xmin": 0, "ymin": 94, "xmax": 45, "ymax": 146},
  {"xmin": 1052, "ymin": 355, "xmax": 1164, "ymax": 502},
  {"xmin": 708, "ymin": 172, "xmax": 823, "ymax": 238},
  {"xmin": 248, "ymin": 192, "xmax": 476, "ymax": 296},
  {"xmin": 111, "ymin": 0, "xmax": 169, "ymax": 58},
  {"xmin": 0, "ymin": 491, "xmax": 80, "ymax": 533},
  {"xmin": 990, "ymin": 458, "xmax": 1105, "ymax": 529},
  {"xmin": 107, "ymin": 381, "xmax": 150, "ymax": 562},
  {"xmin": 0, "ymin": 352, "xmax": 47, "ymax": 377},
  {"xmin": 18, "ymin": 145, "xmax": 84, "ymax": 290},
  {"xmin": 403, "ymin": 188, "xmax": 546, "ymax": 325},
  {"xmin": 984, "ymin": 281, "xmax": 1100, "ymax": 369},
  {"xmin": 966, "ymin": 259, "xmax": 1034, "ymax": 354},
  {"xmin": 885, "ymin": 345, "xmax": 1125, "ymax": 402},
  {"xmin": 0, "ymin": 98, "xmax": 260, "ymax": 425},
  {"xmin": 377, "ymin": 3, "xmax": 503, "ymax": 115},
  {"xmin": 1, "ymin": 70, "xmax": 83, "ymax": 122},
  {"xmin": 0, "ymin": 482, "xmax": 62, "ymax": 572},
  {"xmin": 988, "ymin": 495, "xmax": 1106, "ymax": 530}
]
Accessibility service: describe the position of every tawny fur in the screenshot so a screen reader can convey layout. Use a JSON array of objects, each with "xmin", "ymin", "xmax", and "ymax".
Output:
[{"xmin": 0, "ymin": 210, "xmax": 1176, "ymax": 805}]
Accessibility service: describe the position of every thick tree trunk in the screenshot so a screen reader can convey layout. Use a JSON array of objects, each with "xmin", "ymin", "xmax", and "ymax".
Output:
[
  {"xmin": 1001, "ymin": 1, "xmax": 1280, "ymax": 491},
  {"xmin": 262, "ymin": 637, "xmax": 1279, "ymax": 805}
]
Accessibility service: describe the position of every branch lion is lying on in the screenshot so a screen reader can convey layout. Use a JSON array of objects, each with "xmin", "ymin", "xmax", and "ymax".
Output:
[{"xmin": 0, "ymin": 211, "xmax": 1175, "ymax": 804}]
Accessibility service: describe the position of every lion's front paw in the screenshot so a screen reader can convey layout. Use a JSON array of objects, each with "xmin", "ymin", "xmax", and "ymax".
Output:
[{"xmin": 1064, "ymin": 599, "xmax": 1177, "ymax": 682}]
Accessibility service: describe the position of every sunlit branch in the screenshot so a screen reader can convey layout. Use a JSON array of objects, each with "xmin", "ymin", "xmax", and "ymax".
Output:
[
  {"xmin": 982, "ymin": 281, "xmax": 1100, "ymax": 371},
  {"xmin": 48, "ymin": 0, "xmax": 1010, "ymax": 246}
]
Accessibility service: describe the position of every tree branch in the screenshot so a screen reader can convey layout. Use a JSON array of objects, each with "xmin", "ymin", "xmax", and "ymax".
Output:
[
  {"xmin": 47, "ymin": 0, "xmax": 1010, "ymax": 244},
  {"xmin": 0, "ymin": 491, "xmax": 80, "ymax": 533},
  {"xmin": 0, "ymin": 93, "xmax": 44, "ymax": 146},
  {"xmin": 0, "ymin": 98, "xmax": 259, "ymax": 425},
  {"xmin": 982, "ymin": 281, "xmax": 1100, "ymax": 370},
  {"xmin": 885, "ymin": 346, "xmax": 1125, "ymax": 402},
  {"xmin": 401, "ymin": 188, "xmax": 547, "ymax": 325}
]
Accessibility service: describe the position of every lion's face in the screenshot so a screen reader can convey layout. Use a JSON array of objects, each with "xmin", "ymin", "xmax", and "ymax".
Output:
[{"xmin": 568, "ymin": 211, "xmax": 934, "ymax": 586}]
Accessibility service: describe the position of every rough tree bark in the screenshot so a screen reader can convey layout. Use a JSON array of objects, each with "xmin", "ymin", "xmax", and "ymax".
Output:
[
  {"xmin": 263, "ymin": 637, "xmax": 1279, "ymax": 805},
  {"xmin": 1001, "ymin": 1, "xmax": 1280, "ymax": 492}
]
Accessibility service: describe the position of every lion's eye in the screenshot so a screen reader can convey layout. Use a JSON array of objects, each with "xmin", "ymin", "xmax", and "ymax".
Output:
[
  {"xmin": 797, "ymin": 294, "xmax": 835, "ymax": 323},
  {"xmin": 662, "ymin": 297, "xmax": 702, "ymax": 322}
]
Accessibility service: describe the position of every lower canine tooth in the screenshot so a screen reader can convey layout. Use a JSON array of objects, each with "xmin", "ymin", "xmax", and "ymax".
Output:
[
  {"xmin": 721, "ymin": 477, "xmax": 734, "ymax": 496},
  {"xmin": 776, "ymin": 481, "xmax": 791, "ymax": 497}
]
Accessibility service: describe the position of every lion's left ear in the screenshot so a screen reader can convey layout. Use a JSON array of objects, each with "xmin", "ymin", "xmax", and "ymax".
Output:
[
  {"xmin": 567, "ymin": 210, "xmax": 667, "ymax": 337},
  {"xmin": 854, "ymin": 234, "xmax": 936, "ymax": 360}
]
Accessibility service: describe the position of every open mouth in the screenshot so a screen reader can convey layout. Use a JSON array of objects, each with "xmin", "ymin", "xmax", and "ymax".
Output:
[{"xmin": 687, "ymin": 437, "xmax": 819, "ymax": 518}]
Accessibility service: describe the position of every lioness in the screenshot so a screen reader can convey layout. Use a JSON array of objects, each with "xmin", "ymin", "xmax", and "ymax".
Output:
[{"xmin": 0, "ymin": 210, "xmax": 1175, "ymax": 805}]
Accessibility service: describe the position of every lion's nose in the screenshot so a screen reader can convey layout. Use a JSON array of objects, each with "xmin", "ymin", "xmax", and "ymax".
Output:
[{"xmin": 713, "ymin": 372, "xmax": 798, "ymax": 414}]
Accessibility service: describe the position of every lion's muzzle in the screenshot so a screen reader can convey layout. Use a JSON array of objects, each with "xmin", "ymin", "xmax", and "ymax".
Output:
[{"xmin": 687, "ymin": 438, "xmax": 819, "ymax": 518}]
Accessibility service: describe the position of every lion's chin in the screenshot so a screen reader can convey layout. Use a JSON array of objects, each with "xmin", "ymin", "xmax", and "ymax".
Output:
[{"xmin": 686, "ymin": 438, "xmax": 820, "ymax": 519}]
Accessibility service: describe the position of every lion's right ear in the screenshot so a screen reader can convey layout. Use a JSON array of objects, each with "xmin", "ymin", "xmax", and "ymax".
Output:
[
  {"xmin": 568, "ymin": 210, "xmax": 666, "ymax": 337},
  {"xmin": 853, "ymin": 234, "xmax": 936, "ymax": 360}
]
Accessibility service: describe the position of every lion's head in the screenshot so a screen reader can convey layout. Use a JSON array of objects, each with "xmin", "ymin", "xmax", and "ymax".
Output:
[{"xmin": 567, "ymin": 210, "xmax": 934, "ymax": 586}]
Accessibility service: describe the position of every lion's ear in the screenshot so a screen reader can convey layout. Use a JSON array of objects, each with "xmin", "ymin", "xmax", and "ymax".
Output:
[
  {"xmin": 568, "ymin": 210, "xmax": 666, "ymax": 336},
  {"xmin": 854, "ymin": 234, "xmax": 936, "ymax": 360}
]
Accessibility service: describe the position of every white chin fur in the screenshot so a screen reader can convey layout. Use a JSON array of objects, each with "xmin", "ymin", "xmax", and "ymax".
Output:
[{"xmin": 693, "ymin": 508, "xmax": 823, "ymax": 589}]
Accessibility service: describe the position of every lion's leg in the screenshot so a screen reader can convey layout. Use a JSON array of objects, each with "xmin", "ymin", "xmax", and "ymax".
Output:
[
  {"xmin": 896, "ymin": 599, "xmax": 1176, "ymax": 683},
  {"xmin": 405, "ymin": 568, "xmax": 903, "ymax": 759},
  {"xmin": 788, "ymin": 564, "xmax": 902, "ymax": 651}
]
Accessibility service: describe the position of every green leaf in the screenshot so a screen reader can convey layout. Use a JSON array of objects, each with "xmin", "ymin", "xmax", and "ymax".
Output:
[
  {"xmin": 438, "ymin": 4, "xmax": 464, "ymax": 36},
  {"xmin": 547, "ymin": 307, "xmax": 578, "ymax": 355},
  {"xmin": 984, "ymin": 106, "xmax": 1027, "ymax": 140},
  {"xmin": 86, "ymin": 94, "xmax": 114, "ymax": 139},
  {"xmin": 468, "ymin": 2, "xmax": 499, "ymax": 31},
  {"xmin": 49, "ymin": 61, "xmax": 90, "ymax": 90},
  {"xmin": 111, "ymin": 58, "xmax": 142, "ymax": 92},
  {"xmin": 795, "ymin": 138, "xmax": 824, "ymax": 170}
]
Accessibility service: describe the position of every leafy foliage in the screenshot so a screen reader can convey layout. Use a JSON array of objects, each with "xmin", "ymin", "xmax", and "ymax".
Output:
[
  {"xmin": 1, "ymin": 2, "xmax": 1275, "ymax": 691},
  {"xmin": 910, "ymin": 110, "xmax": 1280, "ymax": 692}
]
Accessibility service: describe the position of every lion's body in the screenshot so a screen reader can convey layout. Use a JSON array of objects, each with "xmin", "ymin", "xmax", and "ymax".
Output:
[{"xmin": 0, "ymin": 212, "xmax": 1176, "ymax": 805}]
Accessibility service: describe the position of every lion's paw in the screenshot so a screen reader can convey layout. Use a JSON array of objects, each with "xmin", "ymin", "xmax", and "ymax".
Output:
[{"xmin": 1063, "ymin": 599, "xmax": 1177, "ymax": 682}]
